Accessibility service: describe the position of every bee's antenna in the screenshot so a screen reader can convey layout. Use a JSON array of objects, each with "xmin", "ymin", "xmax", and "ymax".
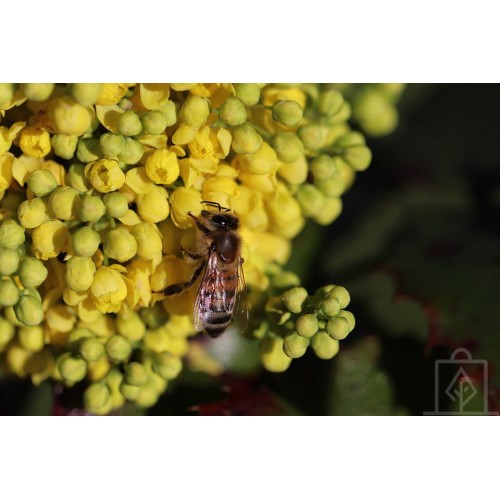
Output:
[{"xmin": 201, "ymin": 200, "xmax": 230, "ymax": 212}]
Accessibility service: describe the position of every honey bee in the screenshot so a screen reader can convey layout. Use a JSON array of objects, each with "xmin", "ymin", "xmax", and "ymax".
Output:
[{"xmin": 163, "ymin": 201, "xmax": 248, "ymax": 338}]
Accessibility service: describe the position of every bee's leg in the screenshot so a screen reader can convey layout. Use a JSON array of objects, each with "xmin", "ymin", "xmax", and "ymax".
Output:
[
  {"xmin": 181, "ymin": 246, "xmax": 204, "ymax": 262},
  {"xmin": 163, "ymin": 261, "xmax": 205, "ymax": 296},
  {"xmin": 188, "ymin": 212, "xmax": 211, "ymax": 235}
]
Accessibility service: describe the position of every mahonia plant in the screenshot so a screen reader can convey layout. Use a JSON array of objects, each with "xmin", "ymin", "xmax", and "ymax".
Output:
[{"xmin": 0, "ymin": 83, "xmax": 403, "ymax": 414}]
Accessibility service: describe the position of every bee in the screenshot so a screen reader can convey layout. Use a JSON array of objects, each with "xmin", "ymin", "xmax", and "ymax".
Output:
[{"xmin": 163, "ymin": 201, "xmax": 248, "ymax": 338}]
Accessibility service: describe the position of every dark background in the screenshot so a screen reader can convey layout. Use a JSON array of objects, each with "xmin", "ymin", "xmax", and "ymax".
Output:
[{"xmin": 2, "ymin": 84, "xmax": 499, "ymax": 415}]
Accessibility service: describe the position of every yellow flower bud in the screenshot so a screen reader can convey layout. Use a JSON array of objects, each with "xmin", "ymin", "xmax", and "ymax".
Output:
[
  {"xmin": 296, "ymin": 314, "xmax": 319, "ymax": 338},
  {"xmin": 22, "ymin": 83, "xmax": 55, "ymax": 102},
  {"xmin": 68, "ymin": 83, "xmax": 103, "ymax": 107},
  {"xmin": 14, "ymin": 294, "xmax": 44, "ymax": 326},
  {"xmin": 0, "ymin": 248, "xmax": 20, "ymax": 275},
  {"xmin": 106, "ymin": 335, "xmax": 132, "ymax": 363},
  {"xmin": 152, "ymin": 352, "xmax": 182, "ymax": 380},
  {"xmin": 58, "ymin": 353, "xmax": 87, "ymax": 384},
  {"xmin": 277, "ymin": 156, "xmax": 308, "ymax": 185},
  {"xmin": 260, "ymin": 337, "xmax": 292, "ymax": 372},
  {"xmin": 145, "ymin": 149, "xmax": 179, "ymax": 185},
  {"xmin": 169, "ymin": 186, "xmax": 202, "ymax": 229},
  {"xmin": 20, "ymin": 127, "xmax": 51, "ymax": 158},
  {"xmin": 31, "ymin": 220, "xmax": 70, "ymax": 260},
  {"xmin": 0, "ymin": 316, "xmax": 15, "ymax": 350},
  {"xmin": 125, "ymin": 362, "xmax": 149, "ymax": 386},
  {"xmin": 103, "ymin": 227, "xmax": 137, "ymax": 263},
  {"xmin": 27, "ymin": 169, "xmax": 58, "ymax": 197},
  {"xmin": 180, "ymin": 95, "xmax": 210, "ymax": 127},
  {"xmin": 139, "ymin": 83, "xmax": 170, "ymax": 110},
  {"xmin": 18, "ymin": 325, "xmax": 44, "ymax": 352},
  {"xmin": 49, "ymin": 186, "xmax": 81, "ymax": 221},
  {"xmin": 298, "ymin": 123, "xmax": 326, "ymax": 151},
  {"xmin": 66, "ymin": 163, "xmax": 91, "ymax": 193},
  {"xmin": 0, "ymin": 153, "xmax": 14, "ymax": 191},
  {"xmin": 318, "ymin": 89, "xmax": 344, "ymax": 117},
  {"xmin": 120, "ymin": 381, "xmax": 141, "ymax": 401},
  {"xmin": 201, "ymin": 176, "xmax": 237, "ymax": 211},
  {"xmin": 79, "ymin": 194, "xmax": 106, "ymax": 222},
  {"xmin": 265, "ymin": 189, "xmax": 302, "ymax": 234},
  {"xmin": 311, "ymin": 331, "xmax": 339, "ymax": 360},
  {"xmin": 296, "ymin": 184, "xmax": 326, "ymax": 217},
  {"xmin": 353, "ymin": 88, "xmax": 398, "ymax": 136},
  {"xmin": 17, "ymin": 257, "xmax": 48, "ymax": 287},
  {"xmin": 326, "ymin": 310, "xmax": 355, "ymax": 340},
  {"xmin": 132, "ymin": 223, "xmax": 162, "ymax": 260},
  {"xmin": 282, "ymin": 287, "xmax": 308, "ymax": 313},
  {"xmin": 84, "ymin": 382, "xmax": 112, "ymax": 415},
  {"xmin": 136, "ymin": 185, "xmax": 170, "ymax": 223},
  {"xmin": 72, "ymin": 226, "xmax": 101, "ymax": 257},
  {"xmin": 17, "ymin": 197, "xmax": 50, "ymax": 228},
  {"xmin": 0, "ymin": 279, "xmax": 20, "ymax": 306},
  {"xmin": 234, "ymin": 83, "xmax": 260, "ymax": 106},
  {"xmin": 79, "ymin": 337, "xmax": 105, "ymax": 362},
  {"xmin": 311, "ymin": 197, "xmax": 342, "ymax": 225},
  {"xmin": 141, "ymin": 111, "xmax": 168, "ymax": 135},
  {"xmin": 86, "ymin": 158, "xmax": 125, "ymax": 193},
  {"xmin": 239, "ymin": 142, "xmax": 277, "ymax": 175},
  {"xmin": 116, "ymin": 307, "xmax": 146, "ymax": 342},
  {"xmin": 90, "ymin": 267, "xmax": 127, "ymax": 313},
  {"xmin": 118, "ymin": 110, "xmax": 143, "ymax": 136},
  {"xmin": 283, "ymin": 332, "xmax": 309, "ymax": 358},
  {"xmin": 271, "ymin": 132, "xmax": 304, "ymax": 163},
  {"xmin": 48, "ymin": 96, "xmax": 92, "ymax": 136},
  {"xmin": 158, "ymin": 100, "xmax": 177, "ymax": 126},
  {"xmin": 65, "ymin": 256, "xmax": 96, "ymax": 292}
]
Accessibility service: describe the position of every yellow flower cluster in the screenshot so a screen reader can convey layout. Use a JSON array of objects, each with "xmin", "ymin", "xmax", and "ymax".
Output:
[{"xmin": 0, "ymin": 83, "xmax": 380, "ymax": 414}]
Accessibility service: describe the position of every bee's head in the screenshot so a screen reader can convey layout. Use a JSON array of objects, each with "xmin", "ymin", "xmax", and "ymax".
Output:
[{"xmin": 202, "ymin": 211, "xmax": 239, "ymax": 231}]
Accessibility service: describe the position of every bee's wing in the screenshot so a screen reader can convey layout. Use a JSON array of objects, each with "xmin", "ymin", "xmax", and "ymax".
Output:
[
  {"xmin": 233, "ymin": 258, "xmax": 249, "ymax": 333},
  {"xmin": 193, "ymin": 249, "xmax": 238, "ymax": 332}
]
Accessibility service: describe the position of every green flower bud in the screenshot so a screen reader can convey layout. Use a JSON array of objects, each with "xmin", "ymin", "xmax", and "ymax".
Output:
[
  {"xmin": 318, "ymin": 89, "xmax": 344, "ymax": 117},
  {"xmin": 231, "ymin": 124, "xmax": 263, "ymax": 154},
  {"xmin": 326, "ymin": 310, "xmax": 355, "ymax": 340},
  {"xmin": 0, "ymin": 84, "xmax": 15, "ymax": 107},
  {"xmin": 66, "ymin": 163, "xmax": 91, "ymax": 193},
  {"xmin": 72, "ymin": 227, "xmax": 100, "ymax": 257},
  {"xmin": 79, "ymin": 337, "xmax": 105, "ymax": 362},
  {"xmin": 68, "ymin": 327, "xmax": 94, "ymax": 344},
  {"xmin": 282, "ymin": 287, "xmax": 308, "ymax": 313},
  {"xmin": 68, "ymin": 83, "xmax": 103, "ymax": 107},
  {"xmin": 283, "ymin": 332, "xmax": 309, "ymax": 359},
  {"xmin": 158, "ymin": 100, "xmax": 177, "ymax": 127},
  {"xmin": 79, "ymin": 194, "xmax": 106, "ymax": 222},
  {"xmin": 329, "ymin": 285, "xmax": 350, "ymax": 308},
  {"xmin": 22, "ymin": 287, "xmax": 42, "ymax": 302},
  {"xmin": 135, "ymin": 377, "xmax": 164, "ymax": 408},
  {"xmin": 117, "ymin": 137, "xmax": 144, "ymax": 165},
  {"xmin": 0, "ymin": 248, "xmax": 20, "ymax": 276},
  {"xmin": 353, "ymin": 89, "xmax": 398, "ymax": 136},
  {"xmin": 270, "ymin": 270, "xmax": 301, "ymax": 290},
  {"xmin": 103, "ymin": 192, "xmax": 129, "ymax": 218},
  {"xmin": 49, "ymin": 133, "xmax": 78, "ymax": 160},
  {"xmin": 342, "ymin": 145, "xmax": 372, "ymax": 172},
  {"xmin": 311, "ymin": 155, "xmax": 336, "ymax": 181},
  {"xmin": 84, "ymin": 382, "xmax": 111, "ymax": 415},
  {"xmin": 234, "ymin": 83, "xmax": 260, "ymax": 106},
  {"xmin": 106, "ymin": 335, "xmax": 132, "ymax": 363},
  {"xmin": 296, "ymin": 313, "xmax": 319, "ymax": 338},
  {"xmin": 296, "ymin": 184, "xmax": 326, "ymax": 217},
  {"xmin": 120, "ymin": 381, "xmax": 141, "ymax": 401},
  {"xmin": 100, "ymin": 133, "xmax": 125, "ymax": 157},
  {"xmin": 141, "ymin": 111, "xmax": 168, "ymax": 135},
  {"xmin": 118, "ymin": 110, "xmax": 143, "ymax": 136},
  {"xmin": 0, "ymin": 316, "xmax": 15, "ymax": 349},
  {"xmin": 335, "ymin": 131, "xmax": 365, "ymax": 148},
  {"xmin": 14, "ymin": 294, "xmax": 44, "ymax": 326},
  {"xmin": 49, "ymin": 186, "xmax": 81, "ymax": 221},
  {"xmin": 22, "ymin": 83, "xmax": 54, "ymax": 102},
  {"xmin": 312, "ymin": 197, "xmax": 342, "ymax": 226},
  {"xmin": 18, "ymin": 325, "xmax": 44, "ymax": 352},
  {"xmin": 0, "ymin": 220, "xmax": 25, "ymax": 248},
  {"xmin": 271, "ymin": 132, "xmax": 304, "ymax": 163},
  {"xmin": 17, "ymin": 198, "xmax": 50, "ymax": 229},
  {"xmin": 180, "ymin": 96, "xmax": 209, "ymax": 127},
  {"xmin": 219, "ymin": 97, "xmax": 247, "ymax": 126},
  {"xmin": 77, "ymin": 138, "xmax": 101, "ymax": 163},
  {"xmin": 58, "ymin": 353, "xmax": 87, "ymax": 383},
  {"xmin": 65, "ymin": 256, "xmax": 96, "ymax": 292},
  {"xmin": 152, "ymin": 352, "xmax": 182, "ymax": 380},
  {"xmin": 139, "ymin": 304, "xmax": 168, "ymax": 329},
  {"xmin": 0, "ymin": 279, "xmax": 19, "ymax": 307},
  {"xmin": 272, "ymin": 100, "xmax": 303, "ymax": 127},
  {"xmin": 320, "ymin": 297, "xmax": 341, "ymax": 317},
  {"xmin": 260, "ymin": 337, "xmax": 292, "ymax": 373},
  {"xmin": 298, "ymin": 123, "xmax": 325, "ymax": 151},
  {"xmin": 18, "ymin": 257, "xmax": 48, "ymax": 288},
  {"xmin": 125, "ymin": 362, "xmax": 149, "ymax": 386},
  {"xmin": 316, "ymin": 177, "xmax": 346, "ymax": 198},
  {"xmin": 311, "ymin": 331, "xmax": 340, "ymax": 360},
  {"xmin": 105, "ymin": 368, "xmax": 125, "ymax": 409},
  {"xmin": 103, "ymin": 227, "xmax": 137, "ymax": 263},
  {"xmin": 116, "ymin": 309, "xmax": 146, "ymax": 342}
]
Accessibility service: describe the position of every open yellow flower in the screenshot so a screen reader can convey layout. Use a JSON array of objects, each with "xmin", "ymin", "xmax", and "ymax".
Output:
[
  {"xmin": 90, "ymin": 266, "xmax": 128, "ymax": 313},
  {"xmin": 145, "ymin": 149, "xmax": 179, "ymax": 185},
  {"xmin": 20, "ymin": 127, "xmax": 51, "ymax": 158},
  {"xmin": 31, "ymin": 220, "xmax": 70, "ymax": 260},
  {"xmin": 86, "ymin": 158, "xmax": 125, "ymax": 193}
]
